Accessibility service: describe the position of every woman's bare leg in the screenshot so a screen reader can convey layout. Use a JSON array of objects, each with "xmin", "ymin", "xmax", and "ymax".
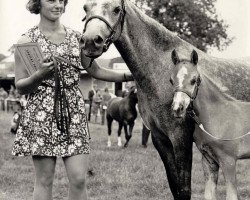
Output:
[
  {"xmin": 63, "ymin": 154, "xmax": 89, "ymax": 200},
  {"xmin": 32, "ymin": 156, "xmax": 57, "ymax": 200}
]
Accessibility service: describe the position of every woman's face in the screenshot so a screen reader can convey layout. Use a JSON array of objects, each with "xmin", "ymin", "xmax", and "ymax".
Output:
[{"xmin": 40, "ymin": 0, "xmax": 65, "ymax": 21}]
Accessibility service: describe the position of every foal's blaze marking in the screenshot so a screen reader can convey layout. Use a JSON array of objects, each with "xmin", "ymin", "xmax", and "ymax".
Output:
[{"xmin": 176, "ymin": 66, "xmax": 188, "ymax": 88}]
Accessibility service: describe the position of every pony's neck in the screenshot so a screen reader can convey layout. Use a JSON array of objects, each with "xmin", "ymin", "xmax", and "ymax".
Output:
[{"xmin": 114, "ymin": 2, "xmax": 184, "ymax": 90}]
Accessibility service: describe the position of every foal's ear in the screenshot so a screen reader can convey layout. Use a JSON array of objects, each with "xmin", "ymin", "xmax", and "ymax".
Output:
[
  {"xmin": 171, "ymin": 49, "xmax": 180, "ymax": 65},
  {"xmin": 191, "ymin": 50, "xmax": 198, "ymax": 65}
]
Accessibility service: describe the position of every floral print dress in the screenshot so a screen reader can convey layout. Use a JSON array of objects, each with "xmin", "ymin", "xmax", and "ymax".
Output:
[{"xmin": 12, "ymin": 26, "xmax": 90, "ymax": 157}]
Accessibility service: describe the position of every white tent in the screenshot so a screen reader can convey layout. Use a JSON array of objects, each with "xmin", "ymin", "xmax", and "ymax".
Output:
[{"xmin": 0, "ymin": 54, "xmax": 15, "ymax": 79}]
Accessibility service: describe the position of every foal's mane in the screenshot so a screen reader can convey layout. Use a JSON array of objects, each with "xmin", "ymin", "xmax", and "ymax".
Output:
[{"xmin": 199, "ymin": 70, "xmax": 242, "ymax": 102}]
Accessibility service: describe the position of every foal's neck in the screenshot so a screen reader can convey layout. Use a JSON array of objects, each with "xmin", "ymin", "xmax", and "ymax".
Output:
[
  {"xmin": 199, "ymin": 74, "xmax": 236, "ymax": 103},
  {"xmin": 194, "ymin": 74, "xmax": 238, "ymax": 119}
]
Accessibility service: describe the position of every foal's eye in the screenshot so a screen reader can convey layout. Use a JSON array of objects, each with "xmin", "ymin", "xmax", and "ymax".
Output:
[
  {"xmin": 169, "ymin": 78, "xmax": 174, "ymax": 85},
  {"xmin": 113, "ymin": 6, "xmax": 121, "ymax": 14},
  {"xmin": 190, "ymin": 79, "xmax": 196, "ymax": 85}
]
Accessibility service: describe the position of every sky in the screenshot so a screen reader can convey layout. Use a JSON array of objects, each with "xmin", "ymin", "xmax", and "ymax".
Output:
[{"xmin": 0, "ymin": 0, "xmax": 250, "ymax": 59}]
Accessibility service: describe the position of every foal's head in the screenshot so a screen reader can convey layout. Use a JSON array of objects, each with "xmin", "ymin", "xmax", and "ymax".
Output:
[{"xmin": 170, "ymin": 49, "xmax": 201, "ymax": 118}]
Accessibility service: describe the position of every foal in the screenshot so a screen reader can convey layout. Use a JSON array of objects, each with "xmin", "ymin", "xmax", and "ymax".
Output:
[
  {"xmin": 106, "ymin": 86, "xmax": 138, "ymax": 147},
  {"xmin": 170, "ymin": 49, "xmax": 250, "ymax": 200}
]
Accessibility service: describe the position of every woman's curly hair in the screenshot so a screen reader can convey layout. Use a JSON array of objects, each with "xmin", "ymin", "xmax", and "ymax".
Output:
[{"xmin": 26, "ymin": 0, "xmax": 68, "ymax": 14}]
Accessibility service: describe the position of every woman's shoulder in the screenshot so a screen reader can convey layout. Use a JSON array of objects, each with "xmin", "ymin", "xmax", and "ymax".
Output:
[
  {"xmin": 20, "ymin": 26, "xmax": 39, "ymax": 42},
  {"xmin": 16, "ymin": 35, "xmax": 32, "ymax": 44}
]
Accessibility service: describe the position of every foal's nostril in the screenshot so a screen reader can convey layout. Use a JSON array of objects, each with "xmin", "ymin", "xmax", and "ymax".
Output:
[
  {"xmin": 179, "ymin": 104, "xmax": 184, "ymax": 111},
  {"xmin": 176, "ymin": 104, "xmax": 184, "ymax": 115},
  {"xmin": 93, "ymin": 35, "xmax": 104, "ymax": 45}
]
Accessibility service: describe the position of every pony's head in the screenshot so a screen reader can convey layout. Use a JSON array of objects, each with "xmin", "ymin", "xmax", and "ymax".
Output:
[
  {"xmin": 126, "ymin": 86, "xmax": 138, "ymax": 103},
  {"xmin": 170, "ymin": 49, "xmax": 201, "ymax": 118},
  {"xmin": 80, "ymin": 0, "xmax": 126, "ymax": 58}
]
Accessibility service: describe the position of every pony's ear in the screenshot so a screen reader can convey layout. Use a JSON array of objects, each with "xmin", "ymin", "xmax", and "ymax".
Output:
[
  {"xmin": 191, "ymin": 50, "xmax": 198, "ymax": 65},
  {"xmin": 171, "ymin": 49, "xmax": 180, "ymax": 65}
]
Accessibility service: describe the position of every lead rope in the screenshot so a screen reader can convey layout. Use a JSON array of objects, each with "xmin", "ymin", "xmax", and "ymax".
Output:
[
  {"xmin": 52, "ymin": 57, "xmax": 71, "ymax": 138},
  {"xmin": 52, "ymin": 56, "xmax": 93, "ymax": 139},
  {"xmin": 54, "ymin": 55, "xmax": 94, "ymax": 71},
  {"xmin": 187, "ymin": 106, "xmax": 250, "ymax": 141}
]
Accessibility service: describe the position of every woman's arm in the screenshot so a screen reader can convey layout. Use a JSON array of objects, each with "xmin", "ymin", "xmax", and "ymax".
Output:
[
  {"xmin": 81, "ymin": 54, "xmax": 133, "ymax": 82},
  {"xmin": 15, "ymin": 36, "xmax": 54, "ymax": 94}
]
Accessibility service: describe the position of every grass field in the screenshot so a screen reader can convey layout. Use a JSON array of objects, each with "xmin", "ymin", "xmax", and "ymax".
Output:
[{"xmin": 0, "ymin": 111, "xmax": 249, "ymax": 200}]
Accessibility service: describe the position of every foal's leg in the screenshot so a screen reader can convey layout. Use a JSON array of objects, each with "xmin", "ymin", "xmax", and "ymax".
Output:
[
  {"xmin": 202, "ymin": 155, "xmax": 219, "ymax": 200},
  {"xmin": 124, "ymin": 122, "xmax": 134, "ymax": 147},
  {"xmin": 106, "ymin": 114, "xmax": 113, "ymax": 147},
  {"xmin": 219, "ymin": 155, "xmax": 238, "ymax": 200},
  {"xmin": 117, "ymin": 122, "xmax": 123, "ymax": 147}
]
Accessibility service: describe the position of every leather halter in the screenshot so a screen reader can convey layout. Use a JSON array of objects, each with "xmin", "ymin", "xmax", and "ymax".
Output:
[
  {"xmin": 82, "ymin": 0, "xmax": 126, "ymax": 53},
  {"xmin": 174, "ymin": 75, "xmax": 201, "ymax": 102}
]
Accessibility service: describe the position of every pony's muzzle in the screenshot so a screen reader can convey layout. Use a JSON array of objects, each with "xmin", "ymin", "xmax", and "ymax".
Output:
[
  {"xmin": 93, "ymin": 35, "xmax": 104, "ymax": 46},
  {"xmin": 80, "ymin": 34, "xmax": 105, "ymax": 58}
]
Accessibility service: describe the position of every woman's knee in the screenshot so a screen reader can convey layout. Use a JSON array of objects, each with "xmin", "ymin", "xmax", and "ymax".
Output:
[
  {"xmin": 69, "ymin": 174, "xmax": 87, "ymax": 189},
  {"xmin": 33, "ymin": 156, "xmax": 56, "ymax": 188},
  {"xmin": 35, "ymin": 171, "xmax": 54, "ymax": 188}
]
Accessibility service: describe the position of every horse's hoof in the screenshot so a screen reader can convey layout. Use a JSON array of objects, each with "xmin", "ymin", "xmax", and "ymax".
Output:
[
  {"xmin": 124, "ymin": 144, "xmax": 128, "ymax": 148},
  {"xmin": 142, "ymin": 144, "xmax": 147, "ymax": 148},
  {"xmin": 118, "ymin": 140, "xmax": 122, "ymax": 147},
  {"xmin": 107, "ymin": 141, "xmax": 111, "ymax": 147}
]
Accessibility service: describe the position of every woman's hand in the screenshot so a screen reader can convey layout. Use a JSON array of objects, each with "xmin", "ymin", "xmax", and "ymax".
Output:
[
  {"xmin": 124, "ymin": 72, "xmax": 134, "ymax": 82},
  {"xmin": 35, "ymin": 57, "xmax": 54, "ymax": 80}
]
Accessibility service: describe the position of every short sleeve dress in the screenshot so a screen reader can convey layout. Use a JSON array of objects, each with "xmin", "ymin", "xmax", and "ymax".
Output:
[{"xmin": 12, "ymin": 26, "xmax": 90, "ymax": 157}]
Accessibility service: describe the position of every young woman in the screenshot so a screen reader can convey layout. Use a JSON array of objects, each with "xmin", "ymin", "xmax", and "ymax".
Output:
[{"xmin": 12, "ymin": 1, "xmax": 133, "ymax": 200}]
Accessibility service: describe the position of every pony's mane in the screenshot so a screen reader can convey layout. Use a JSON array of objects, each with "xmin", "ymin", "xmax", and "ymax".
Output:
[
  {"xmin": 127, "ymin": 86, "xmax": 136, "ymax": 95},
  {"xmin": 128, "ymin": 1, "xmax": 187, "ymax": 48}
]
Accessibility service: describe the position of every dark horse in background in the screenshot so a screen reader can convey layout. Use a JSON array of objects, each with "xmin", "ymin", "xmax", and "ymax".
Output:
[
  {"xmin": 80, "ymin": 0, "xmax": 250, "ymax": 199},
  {"xmin": 106, "ymin": 86, "xmax": 138, "ymax": 147}
]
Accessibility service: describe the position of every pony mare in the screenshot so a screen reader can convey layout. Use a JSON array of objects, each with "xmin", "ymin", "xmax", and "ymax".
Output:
[
  {"xmin": 79, "ymin": 0, "xmax": 250, "ymax": 199},
  {"xmin": 170, "ymin": 49, "xmax": 250, "ymax": 200},
  {"xmin": 106, "ymin": 86, "xmax": 138, "ymax": 147}
]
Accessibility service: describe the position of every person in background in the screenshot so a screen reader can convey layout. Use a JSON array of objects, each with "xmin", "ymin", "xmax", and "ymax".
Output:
[
  {"xmin": 10, "ymin": 111, "xmax": 21, "ymax": 134},
  {"xmin": 87, "ymin": 85, "xmax": 96, "ymax": 121},
  {"xmin": 0, "ymin": 87, "xmax": 8, "ymax": 110},
  {"xmin": 7, "ymin": 85, "xmax": 16, "ymax": 100},
  {"xmin": 100, "ymin": 87, "xmax": 112, "ymax": 125},
  {"xmin": 92, "ymin": 89, "xmax": 102, "ymax": 123},
  {"xmin": 12, "ymin": 0, "xmax": 133, "ymax": 200},
  {"xmin": 19, "ymin": 95, "xmax": 28, "ymax": 109},
  {"xmin": 0, "ymin": 87, "xmax": 8, "ymax": 99},
  {"xmin": 142, "ymin": 123, "xmax": 150, "ymax": 148}
]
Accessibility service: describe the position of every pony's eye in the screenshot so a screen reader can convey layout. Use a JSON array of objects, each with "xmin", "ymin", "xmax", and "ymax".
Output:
[
  {"xmin": 169, "ymin": 78, "xmax": 174, "ymax": 85},
  {"xmin": 190, "ymin": 79, "xmax": 196, "ymax": 85},
  {"xmin": 113, "ymin": 6, "xmax": 121, "ymax": 14}
]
